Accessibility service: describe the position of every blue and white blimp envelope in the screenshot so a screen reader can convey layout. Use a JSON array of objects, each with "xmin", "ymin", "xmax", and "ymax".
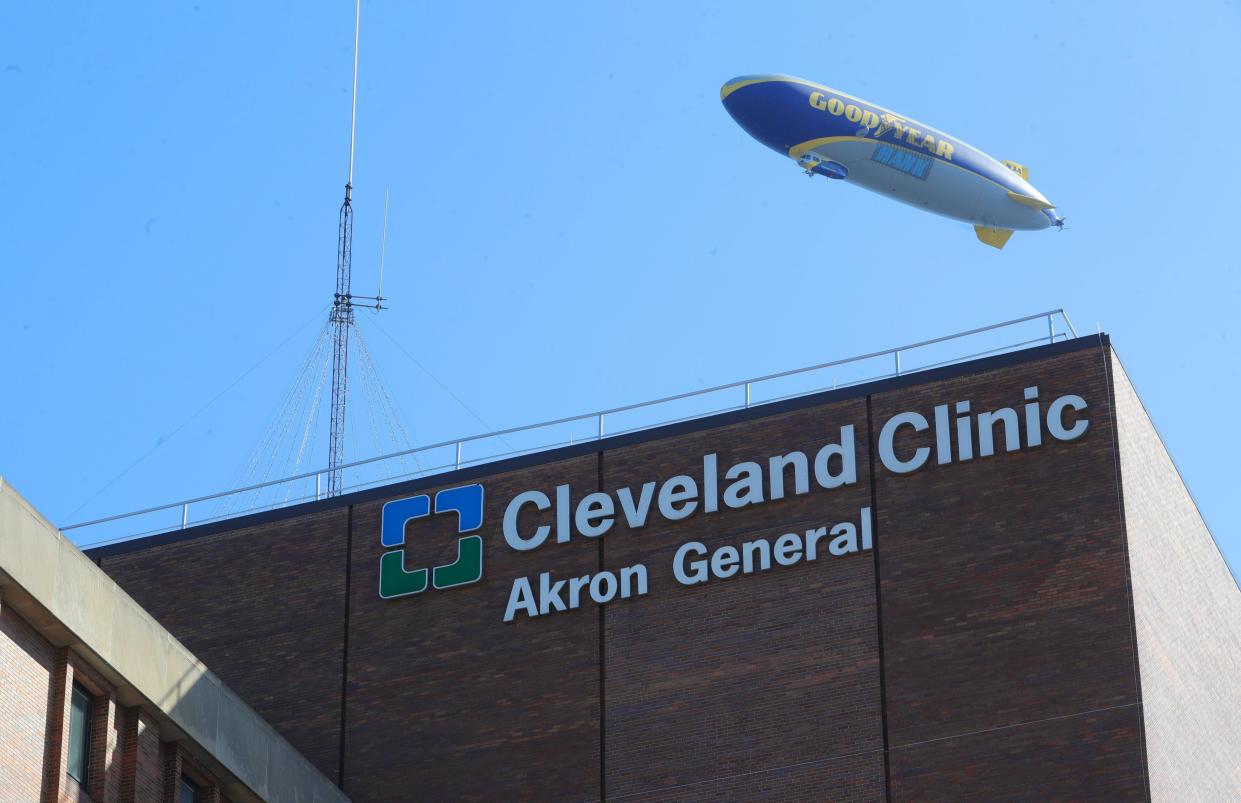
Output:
[{"xmin": 721, "ymin": 75, "xmax": 1063, "ymax": 249}]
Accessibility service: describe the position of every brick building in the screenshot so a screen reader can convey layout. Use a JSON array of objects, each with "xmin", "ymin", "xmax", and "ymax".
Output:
[
  {"xmin": 0, "ymin": 480, "xmax": 347, "ymax": 802},
  {"xmin": 6, "ymin": 334, "xmax": 1240, "ymax": 800}
]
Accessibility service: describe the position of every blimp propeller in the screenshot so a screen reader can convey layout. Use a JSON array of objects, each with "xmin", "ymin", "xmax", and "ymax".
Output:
[{"xmin": 721, "ymin": 74, "xmax": 1065, "ymax": 249}]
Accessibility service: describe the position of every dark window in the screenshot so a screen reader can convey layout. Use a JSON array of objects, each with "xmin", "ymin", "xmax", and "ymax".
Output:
[
  {"xmin": 871, "ymin": 144, "xmax": 932, "ymax": 180},
  {"xmin": 66, "ymin": 683, "xmax": 93, "ymax": 784},
  {"xmin": 179, "ymin": 775, "xmax": 201, "ymax": 803}
]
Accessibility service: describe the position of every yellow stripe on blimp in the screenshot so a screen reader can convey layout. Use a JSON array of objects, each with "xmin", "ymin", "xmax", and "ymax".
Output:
[
  {"xmin": 728, "ymin": 75, "xmax": 1023, "ymax": 188},
  {"xmin": 720, "ymin": 76, "xmax": 792, "ymax": 100},
  {"xmin": 787, "ymin": 136, "xmax": 861, "ymax": 160},
  {"xmin": 788, "ymin": 135, "xmax": 1007, "ymax": 189},
  {"xmin": 721, "ymin": 74, "xmax": 870, "ymax": 104},
  {"xmin": 721, "ymin": 75, "xmax": 935, "ymax": 135},
  {"xmin": 788, "ymin": 136, "xmax": 1052, "ymax": 203}
]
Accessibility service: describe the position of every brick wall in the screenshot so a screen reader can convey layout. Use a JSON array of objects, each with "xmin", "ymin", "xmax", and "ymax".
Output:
[
  {"xmin": 871, "ymin": 345, "xmax": 1145, "ymax": 799},
  {"xmin": 100, "ymin": 507, "xmax": 350, "ymax": 783},
  {"xmin": 42, "ymin": 647, "xmax": 71, "ymax": 801},
  {"xmin": 162, "ymin": 744, "xmax": 182, "ymax": 802},
  {"xmin": 93, "ymin": 338, "xmax": 1157, "ymax": 800},
  {"xmin": 1112, "ymin": 352, "xmax": 1241, "ymax": 798},
  {"xmin": 0, "ymin": 598, "xmax": 252, "ymax": 801},
  {"xmin": 126, "ymin": 710, "xmax": 165, "ymax": 803},
  {"xmin": 599, "ymin": 396, "xmax": 884, "ymax": 799},
  {"xmin": 86, "ymin": 683, "xmax": 123, "ymax": 803},
  {"xmin": 43, "ymin": 651, "xmax": 143, "ymax": 802},
  {"xmin": 178, "ymin": 748, "xmax": 226, "ymax": 803},
  {"xmin": 0, "ymin": 600, "xmax": 54, "ymax": 800},
  {"xmin": 345, "ymin": 454, "xmax": 603, "ymax": 801},
  {"xmin": 61, "ymin": 654, "xmax": 127, "ymax": 803}
]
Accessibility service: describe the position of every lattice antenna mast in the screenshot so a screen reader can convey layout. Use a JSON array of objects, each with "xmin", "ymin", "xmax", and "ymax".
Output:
[{"xmin": 327, "ymin": 0, "xmax": 384, "ymax": 496}]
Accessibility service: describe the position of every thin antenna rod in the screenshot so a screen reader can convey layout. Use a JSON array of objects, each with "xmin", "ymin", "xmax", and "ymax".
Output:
[
  {"xmin": 348, "ymin": 0, "xmax": 361, "ymax": 187},
  {"xmin": 329, "ymin": 0, "xmax": 362, "ymax": 497},
  {"xmin": 378, "ymin": 187, "xmax": 389, "ymax": 303}
]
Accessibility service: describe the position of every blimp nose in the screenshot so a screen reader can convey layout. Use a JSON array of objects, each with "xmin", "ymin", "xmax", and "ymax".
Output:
[
  {"xmin": 720, "ymin": 75, "xmax": 758, "ymax": 101},
  {"xmin": 720, "ymin": 76, "xmax": 772, "ymax": 139},
  {"xmin": 720, "ymin": 75, "xmax": 805, "ymax": 155}
]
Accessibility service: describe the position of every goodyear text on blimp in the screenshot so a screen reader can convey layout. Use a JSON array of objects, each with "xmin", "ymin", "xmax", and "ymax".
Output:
[{"xmin": 807, "ymin": 91, "xmax": 956, "ymax": 161}]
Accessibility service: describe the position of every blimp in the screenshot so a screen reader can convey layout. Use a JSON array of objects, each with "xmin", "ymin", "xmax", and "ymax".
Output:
[{"xmin": 721, "ymin": 75, "xmax": 1063, "ymax": 249}]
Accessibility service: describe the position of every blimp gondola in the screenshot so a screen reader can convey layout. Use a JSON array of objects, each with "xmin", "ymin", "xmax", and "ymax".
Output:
[{"xmin": 721, "ymin": 75, "xmax": 1064, "ymax": 249}]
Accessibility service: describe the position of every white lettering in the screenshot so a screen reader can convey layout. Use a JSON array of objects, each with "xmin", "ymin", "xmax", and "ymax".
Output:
[
  {"xmin": 568, "ymin": 574, "xmax": 590, "ymax": 608},
  {"xmin": 768, "ymin": 451, "xmax": 809, "ymax": 500},
  {"xmin": 956, "ymin": 400, "xmax": 974, "ymax": 461},
  {"xmin": 575, "ymin": 492, "xmax": 614, "ymax": 538},
  {"xmin": 620, "ymin": 564, "xmax": 648, "ymax": 598},
  {"xmin": 774, "ymin": 533, "xmax": 802, "ymax": 566},
  {"xmin": 674, "ymin": 541, "xmax": 709, "ymax": 585},
  {"xmin": 879, "ymin": 411, "xmax": 931, "ymax": 473},
  {"xmin": 934, "ymin": 404, "xmax": 952, "ymax": 465},
  {"xmin": 805, "ymin": 526, "xmax": 828, "ymax": 560},
  {"xmin": 1024, "ymin": 386, "xmax": 1043, "ymax": 448},
  {"xmin": 703, "ymin": 453, "xmax": 719, "ymax": 513},
  {"xmin": 711, "ymin": 545, "xmax": 740, "ymax": 578},
  {"xmin": 503, "ymin": 577, "xmax": 539, "ymax": 621},
  {"xmin": 671, "ymin": 508, "xmax": 873, "ymax": 586},
  {"xmin": 723, "ymin": 461, "xmax": 764, "ymax": 508},
  {"xmin": 589, "ymin": 572, "xmax": 618, "ymax": 604},
  {"xmin": 501, "ymin": 389, "xmax": 1088, "ymax": 558},
  {"xmin": 616, "ymin": 482, "xmax": 656, "ymax": 528},
  {"xmin": 1048, "ymin": 394, "xmax": 1089, "ymax": 440},
  {"xmin": 505, "ymin": 566, "xmax": 648, "ymax": 621},
  {"xmin": 977, "ymin": 408, "xmax": 1020, "ymax": 457},
  {"xmin": 539, "ymin": 572, "xmax": 567, "ymax": 614},
  {"xmin": 814, "ymin": 425, "xmax": 857, "ymax": 488},
  {"xmin": 503, "ymin": 490, "xmax": 551, "ymax": 551},
  {"xmin": 828, "ymin": 522, "xmax": 858, "ymax": 555},
  {"xmin": 556, "ymin": 484, "xmax": 571, "ymax": 543},
  {"xmin": 658, "ymin": 475, "xmax": 699, "ymax": 520},
  {"xmin": 742, "ymin": 539, "xmax": 771, "ymax": 573}
]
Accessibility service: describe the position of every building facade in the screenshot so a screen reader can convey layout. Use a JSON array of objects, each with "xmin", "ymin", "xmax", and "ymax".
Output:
[
  {"xmin": 11, "ymin": 335, "xmax": 1237, "ymax": 801},
  {"xmin": 0, "ymin": 479, "xmax": 347, "ymax": 802}
]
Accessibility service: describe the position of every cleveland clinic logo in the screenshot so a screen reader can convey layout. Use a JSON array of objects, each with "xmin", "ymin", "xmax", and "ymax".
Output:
[{"xmin": 379, "ymin": 484, "xmax": 484, "ymax": 599}]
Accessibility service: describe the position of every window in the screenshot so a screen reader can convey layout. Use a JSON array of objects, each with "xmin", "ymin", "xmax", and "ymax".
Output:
[
  {"xmin": 179, "ymin": 775, "xmax": 202, "ymax": 803},
  {"xmin": 871, "ymin": 144, "xmax": 932, "ymax": 180},
  {"xmin": 66, "ymin": 683, "xmax": 93, "ymax": 785}
]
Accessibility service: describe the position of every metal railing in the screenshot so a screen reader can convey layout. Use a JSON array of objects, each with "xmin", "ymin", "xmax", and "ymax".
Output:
[{"xmin": 64, "ymin": 309, "xmax": 1080, "ymax": 547}]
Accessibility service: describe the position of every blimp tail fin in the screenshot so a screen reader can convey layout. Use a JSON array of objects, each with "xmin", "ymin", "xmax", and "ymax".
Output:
[
  {"xmin": 974, "ymin": 226, "xmax": 1014, "ymax": 250},
  {"xmin": 1002, "ymin": 160, "xmax": 1030, "ymax": 180},
  {"xmin": 1007, "ymin": 190, "xmax": 1056, "ymax": 211}
]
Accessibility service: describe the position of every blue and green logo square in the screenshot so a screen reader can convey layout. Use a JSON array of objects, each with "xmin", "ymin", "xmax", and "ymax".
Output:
[{"xmin": 379, "ymin": 484, "xmax": 484, "ymax": 600}]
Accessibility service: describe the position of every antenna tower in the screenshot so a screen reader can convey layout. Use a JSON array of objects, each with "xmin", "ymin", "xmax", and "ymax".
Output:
[{"xmin": 327, "ymin": 0, "xmax": 384, "ymax": 496}]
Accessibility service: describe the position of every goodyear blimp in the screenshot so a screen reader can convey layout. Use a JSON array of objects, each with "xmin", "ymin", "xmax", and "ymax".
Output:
[{"xmin": 721, "ymin": 75, "xmax": 1063, "ymax": 248}]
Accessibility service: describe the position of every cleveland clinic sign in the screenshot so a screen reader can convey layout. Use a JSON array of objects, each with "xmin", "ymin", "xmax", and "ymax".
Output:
[{"xmin": 379, "ymin": 386, "xmax": 1089, "ymax": 622}]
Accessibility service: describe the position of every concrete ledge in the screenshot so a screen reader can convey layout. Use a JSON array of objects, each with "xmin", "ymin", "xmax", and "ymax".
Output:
[{"xmin": 0, "ymin": 477, "xmax": 349, "ymax": 803}]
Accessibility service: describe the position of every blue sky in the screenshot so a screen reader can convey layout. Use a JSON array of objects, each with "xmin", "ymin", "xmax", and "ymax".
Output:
[{"xmin": 2, "ymin": 2, "xmax": 1239, "ymax": 570}]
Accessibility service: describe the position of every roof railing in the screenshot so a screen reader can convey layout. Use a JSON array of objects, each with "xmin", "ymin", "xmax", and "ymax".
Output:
[{"xmin": 65, "ymin": 309, "xmax": 1081, "ymax": 547}]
